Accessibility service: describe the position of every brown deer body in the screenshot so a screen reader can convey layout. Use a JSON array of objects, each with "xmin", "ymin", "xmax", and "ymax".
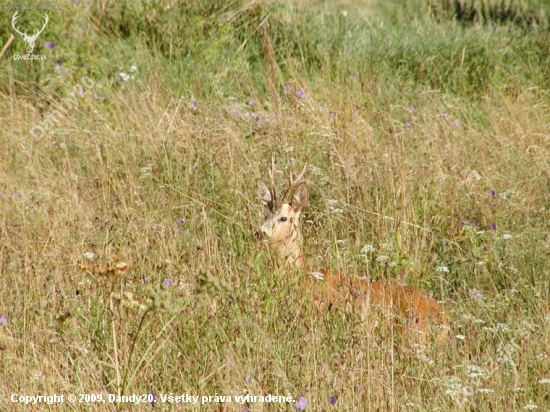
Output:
[{"xmin": 257, "ymin": 165, "xmax": 450, "ymax": 343}]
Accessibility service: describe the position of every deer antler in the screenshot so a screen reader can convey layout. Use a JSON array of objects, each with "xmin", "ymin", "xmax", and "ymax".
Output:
[
  {"xmin": 282, "ymin": 164, "xmax": 307, "ymax": 204},
  {"xmin": 268, "ymin": 156, "xmax": 278, "ymax": 204},
  {"xmin": 32, "ymin": 14, "xmax": 49, "ymax": 38},
  {"xmin": 11, "ymin": 11, "xmax": 27, "ymax": 37},
  {"xmin": 11, "ymin": 12, "xmax": 48, "ymax": 40}
]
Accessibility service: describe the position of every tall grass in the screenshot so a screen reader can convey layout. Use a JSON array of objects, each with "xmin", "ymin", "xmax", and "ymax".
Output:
[{"xmin": 1, "ymin": 0, "xmax": 549, "ymax": 410}]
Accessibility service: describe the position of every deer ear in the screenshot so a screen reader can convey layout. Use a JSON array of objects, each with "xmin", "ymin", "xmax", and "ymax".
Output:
[
  {"xmin": 257, "ymin": 180, "xmax": 273, "ymax": 207},
  {"xmin": 292, "ymin": 184, "xmax": 308, "ymax": 212}
]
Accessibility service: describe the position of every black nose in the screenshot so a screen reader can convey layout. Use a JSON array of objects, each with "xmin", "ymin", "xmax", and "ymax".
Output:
[{"xmin": 254, "ymin": 230, "xmax": 265, "ymax": 242}]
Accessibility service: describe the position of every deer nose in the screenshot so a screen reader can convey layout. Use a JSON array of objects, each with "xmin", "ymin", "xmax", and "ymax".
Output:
[{"xmin": 254, "ymin": 229, "xmax": 266, "ymax": 243}]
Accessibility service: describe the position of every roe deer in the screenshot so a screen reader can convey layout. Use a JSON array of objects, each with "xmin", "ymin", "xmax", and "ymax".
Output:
[{"xmin": 257, "ymin": 162, "xmax": 450, "ymax": 343}]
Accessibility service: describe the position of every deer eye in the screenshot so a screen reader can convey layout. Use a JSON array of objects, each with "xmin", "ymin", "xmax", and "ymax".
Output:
[{"xmin": 278, "ymin": 217, "xmax": 287, "ymax": 223}]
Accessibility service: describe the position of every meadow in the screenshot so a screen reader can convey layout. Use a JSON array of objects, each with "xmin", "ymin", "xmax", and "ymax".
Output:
[{"xmin": 1, "ymin": 0, "xmax": 549, "ymax": 410}]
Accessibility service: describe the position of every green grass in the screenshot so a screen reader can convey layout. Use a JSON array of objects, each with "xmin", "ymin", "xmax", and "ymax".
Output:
[{"xmin": 1, "ymin": 0, "xmax": 549, "ymax": 410}]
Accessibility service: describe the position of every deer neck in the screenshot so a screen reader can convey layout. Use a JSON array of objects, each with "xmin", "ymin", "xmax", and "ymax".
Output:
[{"xmin": 273, "ymin": 223, "xmax": 305, "ymax": 269}]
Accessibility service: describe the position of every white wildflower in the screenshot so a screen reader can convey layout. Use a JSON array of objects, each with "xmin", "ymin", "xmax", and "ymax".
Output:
[
  {"xmin": 309, "ymin": 272, "xmax": 325, "ymax": 281},
  {"xmin": 116, "ymin": 72, "xmax": 131, "ymax": 82},
  {"xmin": 495, "ymin": 323, "xmax": 509, "ymax": 332},
  {"xmin": 361, "ymin": 244, "xmax": 375, "ymax": 254},
  {"xmin": 82, "ymin": 251, "xmax": 95, "ymax": 261},
  {"xmin": 466, "ymin": 364, "xmax": 487, "ymax": 379},
  {"xmin": 443, "ymin": 376, "xmax": 473, "ymax": 405},
  {"xmin": 140, "ymin": 164, "xmax": 153, "ymax": 178}
]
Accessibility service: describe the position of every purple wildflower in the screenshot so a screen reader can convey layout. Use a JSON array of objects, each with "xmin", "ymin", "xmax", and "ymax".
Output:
[
  {"xmin": 0, "ymin": 315, "xmax": 9, "ymax": 325},
  {"xmin": 329, "ymin": 396, "xmax": 337, "ymax": 406},
  {"xmin": 92, "ymin": 92, "xmax": 99, "ymax": 100},
  {"xmin": 489, "ymin": 190, "xmax": 496, "ymax": 197},
  {"xmin": 44, "ymin": 41, "xmax": 57, "ymax": 50},
  {"xmin": 404, "ymin": 122, "xmax": 412, "ymax": 128},
  {"xmin": 284, "ymin": 82, "xmax": 293, "ymax": 93},
  {"xmin": 410, "ymin": 105, "xmax": 417, "ymax": 113},
  {"xmin": 189, "ymin": 100, "xmax": 197, "ymax": 110},
  {"xmin": 245, "ymin": 374, "xmax": 252, "ymax": 383},
  {"xmin": 459, "ymin": 220, "xmax": 468, "ymax": 227},
  {"xmin": 140, "ymin": 277, "xmax": 149, "ymax": 284},
  {"xmin": 469, "ymin": 289, "xmax": 483, "ymax": 300},
  {"xmin": 246, "ymin": 98, "xmax": 254, "ymax": 106},
  {"xmin": 489, "ymin": 223, "xmax": 497, "ymax": 230},
  {"xmin": 150, "ymin": 392, "xmax": 157, "ymax": 407},
  {"xmin": 295, "ymin": 89, "xmax": 307, "ymax": 99},
  {"xmin": 353, "ymin": 109, "xmax": 360, "ymax": 116},
  {"xmin": 295, "ymin": 396, "xmax": 307, "ymax": 410},
  {"xmin": 164, "ymin": 278, "xmax": 173, "ymax": 287},
  {"xmin": 452, "ymin": 119, "xmax": 462, "ymax": 128},
  {"xmin": 232, "ymin": 110, "xmax": 240, "ymax": 119},
  {"xmin": 55, "ymin": 60, "xmax": 62, "ymax": 71}
]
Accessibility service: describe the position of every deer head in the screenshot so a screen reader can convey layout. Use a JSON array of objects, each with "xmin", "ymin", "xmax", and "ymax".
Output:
[
  {"xmin": 257, "ymin": 159, "xmax": 308, "ymax": 267},
  {"xmin": 12, "ymin": 11, "xmax": 49, "ymax": 54}
]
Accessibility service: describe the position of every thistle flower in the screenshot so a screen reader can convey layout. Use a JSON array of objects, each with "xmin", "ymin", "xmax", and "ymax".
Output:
[
  {"xmin": 469, "ymin": 289, "xmax": 483, "ymax": 300},
  {"xmin": 295, "ymin": 396, "xmax": 307, "ymax": 410},
  {"xmin": 295, "ymin": 89, "xmax": 307, "ymax": 99}
]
